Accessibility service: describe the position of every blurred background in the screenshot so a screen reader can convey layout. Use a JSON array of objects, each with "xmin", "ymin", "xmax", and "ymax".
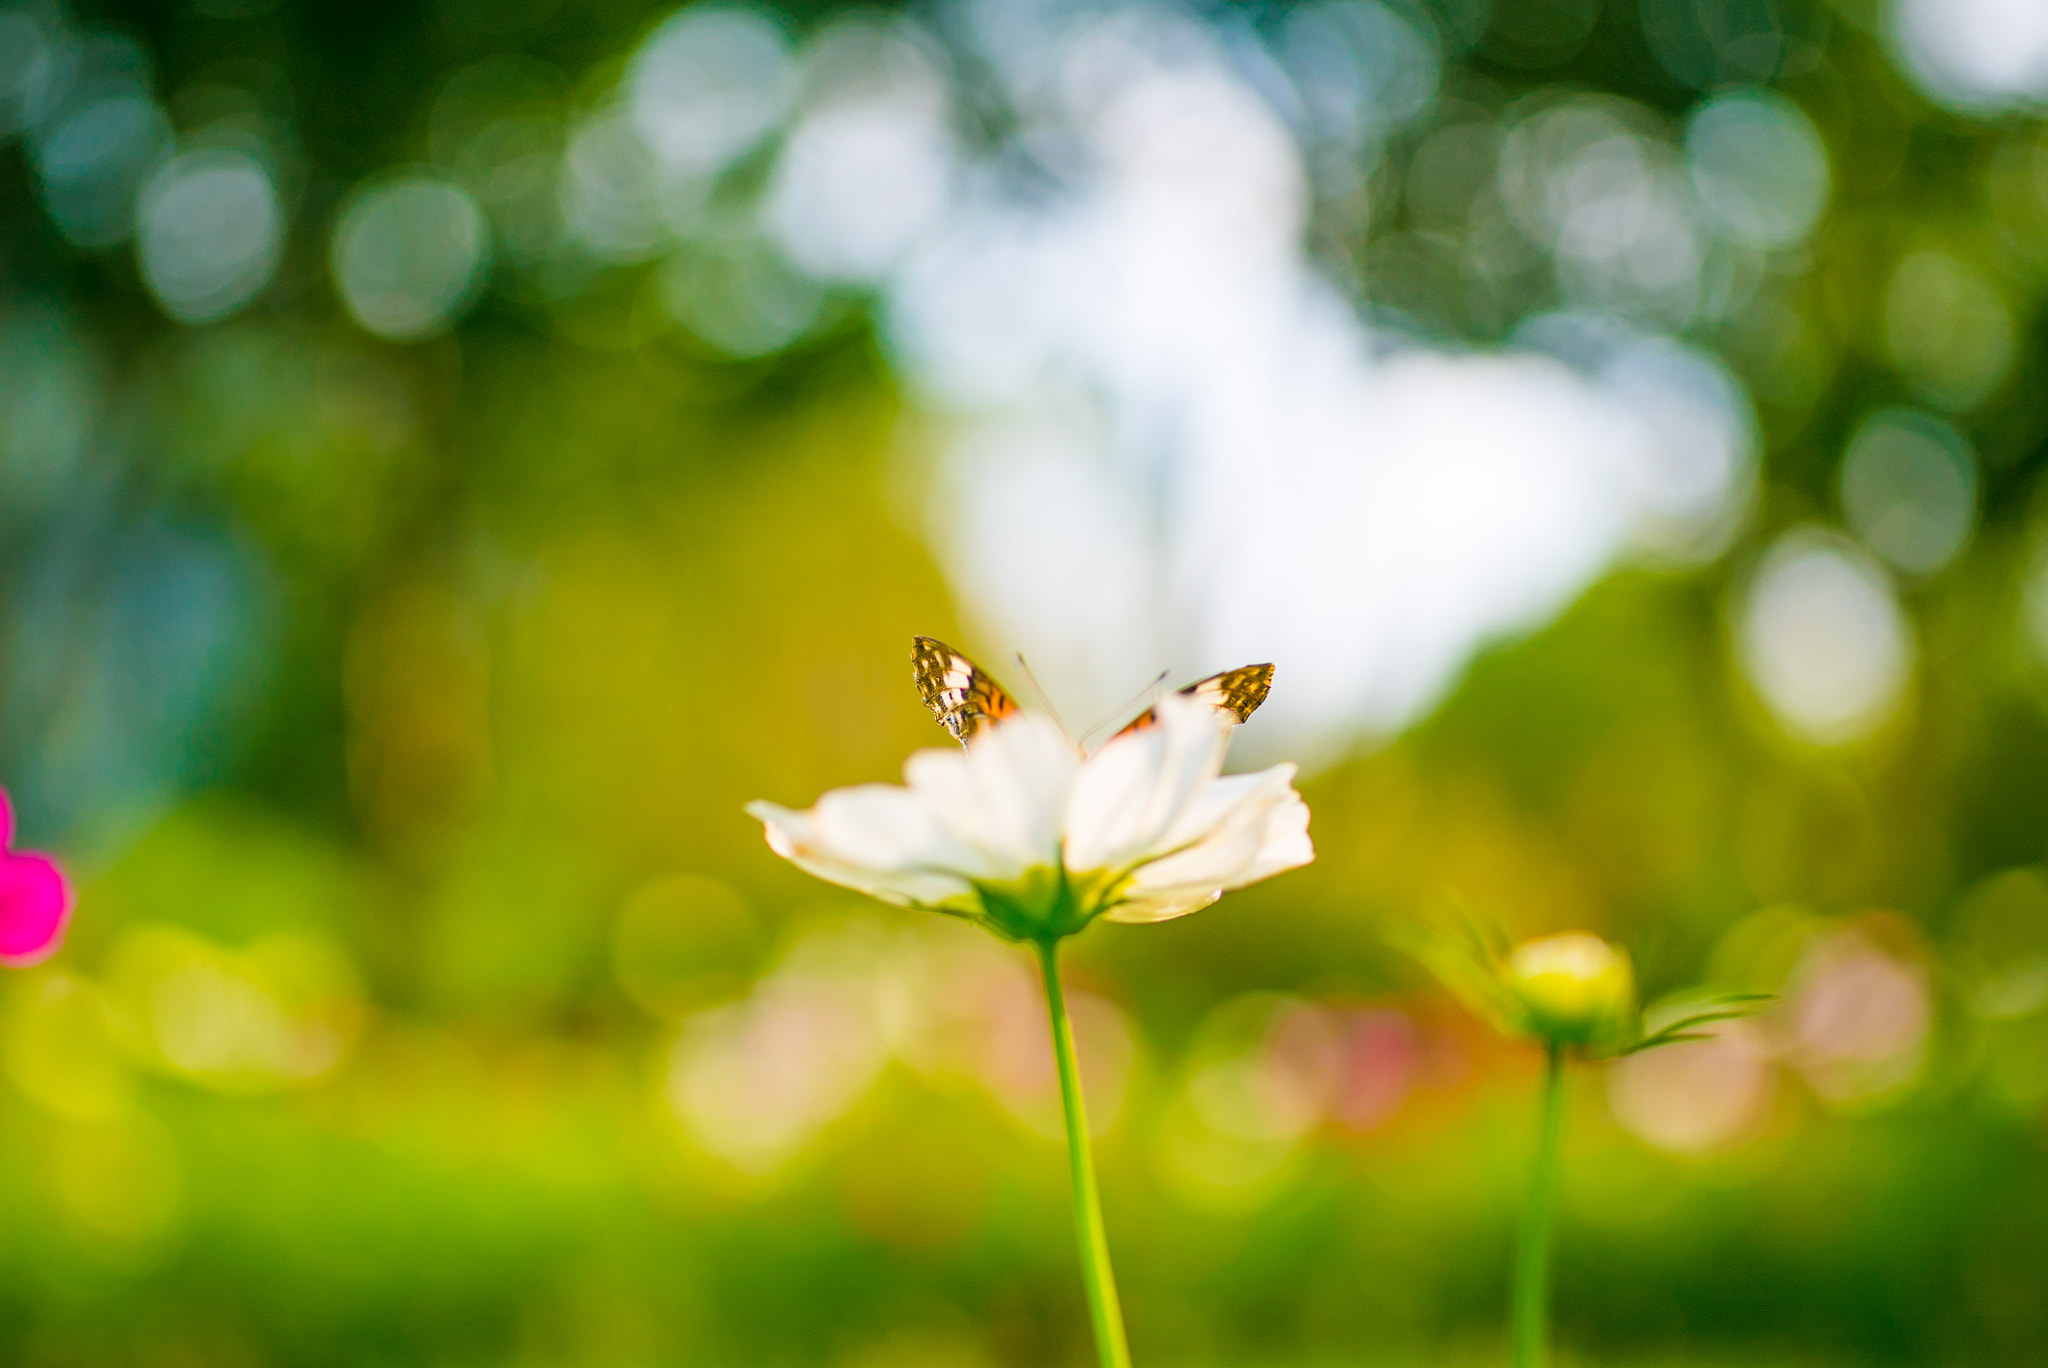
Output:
[{"xmin": 1, "ymin": 0, "xmax": 2047, "ymax": 1362}]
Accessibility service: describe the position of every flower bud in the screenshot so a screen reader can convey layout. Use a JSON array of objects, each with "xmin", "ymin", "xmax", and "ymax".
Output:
[{"xmin": 1506, "ymin": 932, "xmax": 1635, "ymax": 1047}]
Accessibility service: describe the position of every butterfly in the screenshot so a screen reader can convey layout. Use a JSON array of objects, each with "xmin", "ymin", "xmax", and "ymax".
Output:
[{"xmin": 912, "ymin": 635, "xmax": 1273, "ymax": 747}]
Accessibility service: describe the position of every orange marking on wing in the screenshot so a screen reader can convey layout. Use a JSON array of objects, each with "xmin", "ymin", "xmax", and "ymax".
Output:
[
  {"xmin": 1110, "ymin": 663, "xmax": 1273, "ymax": 740},
  {"xmin": 912, "ymin": 635, "xmax": 1021, "ymax": 745}
]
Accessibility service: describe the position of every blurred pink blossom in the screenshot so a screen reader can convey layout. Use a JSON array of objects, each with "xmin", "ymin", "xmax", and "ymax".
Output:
[{"xmin": 0, "ymin": 787, "xmax": 72, "ymax": 967}]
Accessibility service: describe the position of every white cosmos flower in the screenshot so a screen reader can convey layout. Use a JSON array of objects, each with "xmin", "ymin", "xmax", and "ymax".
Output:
[{"xmin": 746, "ymin": 693, "xmax": 1313, "ymax": 940}]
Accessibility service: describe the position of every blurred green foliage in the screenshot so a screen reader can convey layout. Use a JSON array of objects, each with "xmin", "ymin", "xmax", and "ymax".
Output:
[{"xmin": 1, "ymin": 0, "xmax": 2047, "ymax": 1364}]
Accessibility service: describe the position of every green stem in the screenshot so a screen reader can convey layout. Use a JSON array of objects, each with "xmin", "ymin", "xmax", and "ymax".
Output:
[
  {"xmin": 1037, "ymin": 938, "xmax": 1133, "ymax": 1368},
  {"xmin": 1513, "ymin": 1043, "xmax": 1568, "ymax": 1368}
]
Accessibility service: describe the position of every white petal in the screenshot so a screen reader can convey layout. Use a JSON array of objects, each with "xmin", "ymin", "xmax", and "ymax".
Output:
[
  {"xmin": 1063, "ymin": 692, "xmax": 1230, "ymax": 875},
  {"xmin": 1102, "ymin": 888, "xmax": 1221, "ymax": 925},
  {"xmin": 1128, "ymin": 766, "xmax": 1293, "ymax": 886},
  {"xmin": 1242, "ymin": 789, "xmax": 1314, "ymax": 880},
  {"xmin": 1151, "ymin": 768, "xmax": 1279, "ymax": 852},
  {"xmin": 903, "ymin": 712, "xmax": 1077, "ymax": 881},
  {"xmin": 1105, "ymin": 766, "xmax": 1313, "ymax": 923},
  {"xmin": 746, "ymin": 794, "xmax": 976, "ymax": 909}
]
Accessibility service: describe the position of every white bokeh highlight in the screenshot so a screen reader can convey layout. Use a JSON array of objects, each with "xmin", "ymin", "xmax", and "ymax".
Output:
[
  {"xmin": 1888, "ymin": 0, "xmax": 2048, "ymax": 114},
  {"xmin": 1279, "ymin": 0, "xmax": 1442, "ymax": 152},
  {"xmin": 1738, "ymin": 530, "xmax": 1914, "ymax": 746},
  {"xmin": 137, "ymin": 150, "xmax": 283, "ymax": 324},
  {"xmin": 856, "ymin": 10, "xmax": 1755, "ymax": 762},
  {"xmin": 629, "ymin": 6, "xmax": 792, "ymax": 179},
  {"xmin": 425, "ymin": 0, "xmax": 1775, "ymax": 763},
  {"xmin": 1685, "ymin": 90, "xmax": 1829, "ymax": 249},
  {"xmin": 332, "ymin": 177, "xmax": 489, "ymax": 341},
  {"xmin": 1498, "ymin": 95, "xmax": 1707, "ymax": 324},
  {"xmin": 763, "ymin": 18, "xmax": 954, "ymax": 283}
]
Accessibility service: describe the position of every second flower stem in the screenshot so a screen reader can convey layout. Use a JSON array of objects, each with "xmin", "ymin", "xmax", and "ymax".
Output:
[
  {"xmin": 1037, "ymin": 938, "xmax": 1133, "ymax": 1368},
  {"xmin": 1513, "ymin": 1041, "xmax": 1568, "ymax": 1368}
]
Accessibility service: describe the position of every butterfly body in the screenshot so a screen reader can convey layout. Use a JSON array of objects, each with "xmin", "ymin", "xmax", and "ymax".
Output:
[{"xmin": 912, "ymin": 636, "xmax": 1271, "ymax": 747}]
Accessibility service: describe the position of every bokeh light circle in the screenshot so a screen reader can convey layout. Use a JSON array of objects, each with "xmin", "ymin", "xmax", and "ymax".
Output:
[
  {"xmin": 1738, "ymin": 530, "xmax": 1914, "ymax": 745},
  {"xmin": 331, "ymin": 176, "xmax": 490, "ymax": 341},
  {"xmin": 1609, "ymin": 1018, "xmax": 1774, "ymax": 1153},
  {"xmin": 1498, "ymin": 96, "xmax": 1705, "ymax": 319},
  {"xmin": 1838, "ymin": 408, "xmax": 1977, "ymax": 576},
  {"xmin": 0, "ymin": 9, "xmax": 62, "ymax": 136},
  {"xmin": 1279, "ymin": 0, "xmax": 1443, "ymax": 144},
  {"xmin": 33, "ymin": 93, "xmax": 170, "ymax": 248},
  {"xmin": 137, "ymin": 150, "xmax": 284, "ymax": 324},
  {"xmin": 766, "ymin": 99, "xmax": 953, "ymax": 283},
  {"xmin": 1889, "ymin": 0, "xmax": 2048, "ymax": 115},
  {"xmin": 1641, "ymin": 0, "xmax": 1790, "ymax": 89},
  {"xmin": 628, "ymin": 5, "xmax": 793, "ymax": 178},
  {"xmin": 1883, "ymin": 249, "xmax": 2014, "ymax": 409},
  {"xmin": 662, "ymin": 234, "xmax": 824, "ymax": 358},
  {"xmin": 1685, "ymin": 89, "xmax": 1829, "ymax": 248}
]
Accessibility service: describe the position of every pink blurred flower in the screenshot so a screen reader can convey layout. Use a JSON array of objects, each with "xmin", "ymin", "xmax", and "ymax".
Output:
[{"xmin": 0, "ymin": 787, "xmax": 72, "ymax": 967}]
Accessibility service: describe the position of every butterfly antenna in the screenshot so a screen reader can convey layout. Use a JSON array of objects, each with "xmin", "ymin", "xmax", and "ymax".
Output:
[
  {"xmin": 1078, "ymin": 670, "xmax": 1170, "ymax": 749},
  {"xmin": 1012, "ymin": 653, "xmax": 1073, "ymax": 741}
]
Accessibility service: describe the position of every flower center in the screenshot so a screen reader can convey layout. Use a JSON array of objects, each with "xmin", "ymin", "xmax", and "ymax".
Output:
[{"xmin": 971, "ymin": 864, "xmax": 1132, "ymax": 943}]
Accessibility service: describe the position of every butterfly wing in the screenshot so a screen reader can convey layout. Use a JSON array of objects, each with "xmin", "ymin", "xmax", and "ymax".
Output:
[
  {"xmin": 913, "ymin": 636, "xmax": 1022, "ymax": 745},
  {"xmin": 1112, "ymin": 663, "xmax": 1273, "ymax": 740}
]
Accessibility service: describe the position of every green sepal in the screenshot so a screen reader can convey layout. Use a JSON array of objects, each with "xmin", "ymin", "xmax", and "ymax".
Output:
[{"xmin": 971, "ymin": 865, "xmax": 1130, "ymax": 944}]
